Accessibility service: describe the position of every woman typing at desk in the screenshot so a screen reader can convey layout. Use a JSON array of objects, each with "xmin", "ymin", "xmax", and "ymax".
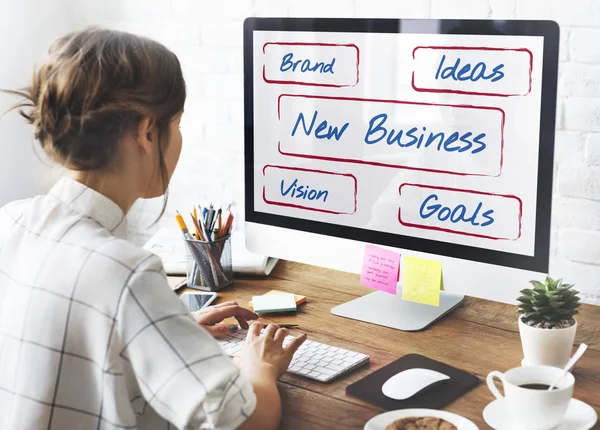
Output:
[{"xmin": 0, "ymin": 28, "xmax": 305, "ymax": 430}]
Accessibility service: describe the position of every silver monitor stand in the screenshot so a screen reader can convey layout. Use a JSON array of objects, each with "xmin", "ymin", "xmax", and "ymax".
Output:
[{"xmin": 331, "ymin": 288, "xmax": 465, "ymax": 332}]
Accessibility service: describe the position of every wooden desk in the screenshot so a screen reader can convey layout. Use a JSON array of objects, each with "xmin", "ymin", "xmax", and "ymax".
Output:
[{"xmin": 172, "ymin": 260, "xmax": 600, "ymax": 429}]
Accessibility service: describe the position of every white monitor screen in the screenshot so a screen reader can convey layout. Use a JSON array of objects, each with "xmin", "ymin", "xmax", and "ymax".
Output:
[{"xmin": 244, "ymin": 19, "xmax": 559, "ymax": 273}]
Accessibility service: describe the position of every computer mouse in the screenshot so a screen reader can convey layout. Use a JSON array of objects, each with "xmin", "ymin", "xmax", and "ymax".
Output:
[{"xmin": 382, "ymin": 368, "xmax": 450, "ymax": 400}]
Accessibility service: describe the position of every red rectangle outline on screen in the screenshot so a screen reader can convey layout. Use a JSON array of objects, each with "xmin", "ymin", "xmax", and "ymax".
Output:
[
  {"xmin": 262, "ymin": 42, "xmax": 360, "ymax": 88},
  {"xmin": 277, "ymin": 93, "xmax": 505, "ymax": 177},
  {"xmin": 411, "ymin": 46, "xmax": 533, "ymax": 97},
  {"xmin": 262, "ymin": 164, "xmax": 358, "ymax": 215},
  {"xmin": 398, "ymin": 183, "xmax": 523, "ymax": 240}
]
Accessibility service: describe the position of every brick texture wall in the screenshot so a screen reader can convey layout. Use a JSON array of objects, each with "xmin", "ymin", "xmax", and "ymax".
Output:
[{"xmin": 69, "ymin": 0, "xmax": 600, "ymax": 304}]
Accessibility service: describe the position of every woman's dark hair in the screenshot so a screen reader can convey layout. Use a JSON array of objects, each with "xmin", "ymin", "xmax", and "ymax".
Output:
[{"xmin": 5, "ymin": 27, "xmax": 186, "ymax": 215}]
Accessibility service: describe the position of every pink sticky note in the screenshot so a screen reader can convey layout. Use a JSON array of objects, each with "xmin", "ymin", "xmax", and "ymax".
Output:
[{"xmin": 360, "ymin": 244, "xmax": 400, "ymax": 294}]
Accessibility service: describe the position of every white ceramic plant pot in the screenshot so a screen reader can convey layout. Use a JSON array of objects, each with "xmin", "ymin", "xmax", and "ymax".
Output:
[{"xmin": 518, "ymin": 317, "xmax": 577, "ymax": 368}]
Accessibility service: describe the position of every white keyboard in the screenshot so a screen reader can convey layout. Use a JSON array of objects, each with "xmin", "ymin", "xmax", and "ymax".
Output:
[{"xmin": 217, "ymin": 329, "xmax": 370, "ymax": 382}]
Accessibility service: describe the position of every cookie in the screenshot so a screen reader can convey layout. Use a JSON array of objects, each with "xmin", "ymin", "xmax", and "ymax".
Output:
[{"xmin": 385, "ymin": 416, "xmax": 457, "ymax": 430}]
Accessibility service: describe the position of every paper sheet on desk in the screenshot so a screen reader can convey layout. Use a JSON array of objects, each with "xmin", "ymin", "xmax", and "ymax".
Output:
[{"xmin": 143, "ymin": 227, "xmax": 278, "ymax": 276}]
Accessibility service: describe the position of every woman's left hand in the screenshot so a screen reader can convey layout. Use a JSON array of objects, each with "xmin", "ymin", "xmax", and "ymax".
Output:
[{"xmin": 193, "ymin": 301, "xmax": 258, "ymax": 337}]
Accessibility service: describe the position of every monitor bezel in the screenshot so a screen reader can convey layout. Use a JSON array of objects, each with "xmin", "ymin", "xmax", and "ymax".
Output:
[{"xmin": 243, "ymin": 18, "xmax": 559, "ymax": 273}]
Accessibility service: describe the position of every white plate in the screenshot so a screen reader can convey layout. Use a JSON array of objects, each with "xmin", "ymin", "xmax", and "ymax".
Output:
[
  {"xmin": 364, "ymin": 409, "xmax": 479, "ymax": 430},
  {"xmin": 483, "ymin": 398, "xmax": 598, "ymax": 430}
]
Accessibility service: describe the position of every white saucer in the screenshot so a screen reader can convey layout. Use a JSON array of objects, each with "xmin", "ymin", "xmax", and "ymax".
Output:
[
  {"xmin": 483, "ymin": 398, "xmax": 597, "ymax": 430},
  {"xmin": 364, "ymin": 408, "xmax": 478, "ymax": 430}
]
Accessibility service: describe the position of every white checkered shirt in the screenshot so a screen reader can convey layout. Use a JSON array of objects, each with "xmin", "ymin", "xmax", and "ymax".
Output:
[{"xmin": 0, "ymin": 177, "xmax": 256, "ymax": 430}]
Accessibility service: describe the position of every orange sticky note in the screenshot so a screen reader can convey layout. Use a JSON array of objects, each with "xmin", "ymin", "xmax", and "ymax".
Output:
[
  {"xmin": 249, "ymin": 290, "xmax": 306, "ymax": 311},
  {"xmin": 401, "ymin": 256, "xmax": 442, "ymax": 307}
]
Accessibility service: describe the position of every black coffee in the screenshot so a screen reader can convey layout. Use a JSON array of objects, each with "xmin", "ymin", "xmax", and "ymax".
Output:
[{"xmin": 519, "ymin": 383, "xmax": 555, "ymax": 390}]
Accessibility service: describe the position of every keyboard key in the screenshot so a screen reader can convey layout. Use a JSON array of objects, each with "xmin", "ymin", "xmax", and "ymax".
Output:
[
  {"xmin": 315, "ymin": 373, "xmax": 330, "ymax": 382},
  {"xmin": 332, "ymin": 359, "xmax": 343, "ymax": 365},
  {"xmin": 326, "ymin": 363, "xmax": 346, "ymax": 372},
  {"xmin": 308, "ymin": 371, "xmax": 322, "ymax": 379},
  {"xmin": 298, "ymin": 368, "xmax": 312, "ymax": 376},
  {"xmin": 314, "ymin": 366, "xmax": 336, "ymax": 376}
]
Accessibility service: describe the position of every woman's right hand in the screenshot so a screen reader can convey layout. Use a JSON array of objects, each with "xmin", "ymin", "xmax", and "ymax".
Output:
[{"xmin": 233, "ymin": 322, "xmax": 307, "ymax": 381}]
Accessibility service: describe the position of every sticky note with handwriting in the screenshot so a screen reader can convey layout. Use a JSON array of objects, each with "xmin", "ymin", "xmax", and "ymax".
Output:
[
  {"xmin": 402, "ymin": 256, "xmax": 442, "ymax": 306},
  {"xmin": 360, "ymin": 244, "xmax": 400, "ymax": 294}
]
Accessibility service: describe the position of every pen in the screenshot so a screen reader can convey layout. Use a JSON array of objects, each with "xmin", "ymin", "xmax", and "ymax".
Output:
[{"xmin": 206, "ymin": 205, "xmax": 215, "ymax": 233}]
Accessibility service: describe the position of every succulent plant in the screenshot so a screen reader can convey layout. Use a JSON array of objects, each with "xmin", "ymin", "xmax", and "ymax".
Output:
[{"xmin": 517, "ymin": 276, "xmax": 581, "ymax": 328}]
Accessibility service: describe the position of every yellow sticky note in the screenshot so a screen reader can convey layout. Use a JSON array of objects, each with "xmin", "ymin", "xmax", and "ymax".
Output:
[{"xmin": 401, "ymin": 256, "xmax": 442, "ymax": 307}]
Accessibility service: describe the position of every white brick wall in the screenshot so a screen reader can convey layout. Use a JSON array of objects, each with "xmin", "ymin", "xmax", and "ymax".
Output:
[
  {"xmin": 564, "ymin": 97, "xmax": 600, "ymax": 132},
  {"xmin": 571, "ymin": 28, "xmax": 600, "ymax": 63},
  {"xmin": 587, "ymin": 134, "xmax": 600, "ymax": 165},
  {"xmin": 431, "ymin": 0, "xmax": 492, "ymax": 18},
  {"xmin": 558, "ymin": 230, "xmax": 600, "ymax": 265},
  {"xmin": 69, "ymin": 0, "xmax": 600, "ymax": 304},
  {"xmin": 518, "ymin": 0, "xmax": 600, "ymax": 26},
  {"xmin": 554, "ymin": 131, "xmax": 586, "ymax": 165},
  {"xmin": 559, "ymin": 63, "xmax": 600, "ymax": 97}
]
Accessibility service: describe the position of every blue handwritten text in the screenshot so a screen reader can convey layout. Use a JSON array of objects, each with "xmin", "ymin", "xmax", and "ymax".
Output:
[
  {"xmin": 280, "ymin": 53, "xmax": 336, "ymax": 74},
  {"xmin": 364, "ymin": 113, "xmax": 486, "ymax": 154},
  {"xmin": 280, "ymin": 178, "xmax": 329, "ymax": 202},
  {"xmin": 419, "ymin": 194, "xmax": 494, "ymax": 226},
  {"xmin": 435, "ymin": 55, "xmax": 505, "ymax": 82},
  {"xmin": 291, "ymin": 110, "xmax": 349, "ymax": 141}
]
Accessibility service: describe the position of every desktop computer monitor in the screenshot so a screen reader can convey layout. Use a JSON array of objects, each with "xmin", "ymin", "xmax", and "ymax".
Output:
[{"xmin": 243, "ymin": 18, "xmax": 559, "ymax": 331}]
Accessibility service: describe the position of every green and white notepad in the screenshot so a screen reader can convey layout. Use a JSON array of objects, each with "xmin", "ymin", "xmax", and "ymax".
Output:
[{"xmin": 252, "ymin": 293, "xmax": 297, "ymax": 314}]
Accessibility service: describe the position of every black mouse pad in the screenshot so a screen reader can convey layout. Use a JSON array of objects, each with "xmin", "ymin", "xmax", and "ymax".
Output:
[{"xmin": 346, "ymin": 354, "xmax": 479, "ymax": 410}]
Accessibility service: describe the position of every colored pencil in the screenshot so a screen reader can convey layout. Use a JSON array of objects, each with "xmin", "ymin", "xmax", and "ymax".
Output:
[
  {"xmin": 175, "ymin": 211, "xmax": 192, "ymax": 239},
  {"xmin": 190, "ymin": 212, "xmax": 204, "ymax": 241}
]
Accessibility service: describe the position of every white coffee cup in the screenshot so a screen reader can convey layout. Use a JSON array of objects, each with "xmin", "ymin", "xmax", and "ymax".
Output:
[{"xmin": 486, "ymin": 365, "xmax": 574, "ymax": 430}]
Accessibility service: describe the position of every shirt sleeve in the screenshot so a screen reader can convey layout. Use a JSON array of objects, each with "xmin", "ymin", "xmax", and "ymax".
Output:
[{"xmin": 115, "ymin": 255, "xmax": 257, "ymax": 430}]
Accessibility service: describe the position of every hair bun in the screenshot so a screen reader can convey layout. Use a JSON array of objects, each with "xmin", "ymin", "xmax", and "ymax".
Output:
[{"xmin": 4, "ymin": 27, "xmax": 186, "ymax": 172}]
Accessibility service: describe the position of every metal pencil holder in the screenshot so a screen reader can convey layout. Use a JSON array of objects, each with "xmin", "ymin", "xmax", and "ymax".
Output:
[{"xmin": 184, "ymin": 235, "xmax": 233, "ymax": 291}]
